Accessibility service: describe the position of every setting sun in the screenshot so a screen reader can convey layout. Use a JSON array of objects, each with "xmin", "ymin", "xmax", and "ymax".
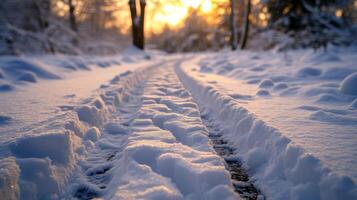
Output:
[
  {"xmin": 154, "ymin": 4, "xmax": 188, "ymax": 27},
  {"xmin": 149, "ymin": 0, "xmax": 215, "ymax": 33},
  {"xmin": 181, "ymin": 0, "xmax": 213, "ymax": 12}
]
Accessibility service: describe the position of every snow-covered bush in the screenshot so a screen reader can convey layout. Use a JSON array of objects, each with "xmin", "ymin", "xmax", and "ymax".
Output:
[
  {"xmin": 0, "ymin": 0, "xmax": 127, "ymax": 55},
  {"xmin": 255, "ymin": 0, "xmax": 357, "ymax": 50}
]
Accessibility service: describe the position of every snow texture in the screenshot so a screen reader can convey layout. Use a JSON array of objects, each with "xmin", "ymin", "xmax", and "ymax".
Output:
[
  {"xmin": 195, "ymin": 46, "xmax": 357, "ymax": 185},
  {"xmin": 176, "ymin": 54, "xmax": 357, "ymax": 200},
  {"xmin": 340, "ymin": 72, "xmax": 357, "ymax": 95},
  {"xmin": 0, "ymin": 45, "xmax": 356, "ymax": 200}
]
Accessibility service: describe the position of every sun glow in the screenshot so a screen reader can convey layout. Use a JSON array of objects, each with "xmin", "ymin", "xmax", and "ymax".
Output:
[
  {"xmin": 181, "ymin": 0, "xmax": 213, "ymax": 12},
  {"xmin": 154, "ymin": 5, "xmax": 188, "ymax": 27},
  {"xmin": 149, "ymin": 0, "xmax": 214, "ymax": 33}
]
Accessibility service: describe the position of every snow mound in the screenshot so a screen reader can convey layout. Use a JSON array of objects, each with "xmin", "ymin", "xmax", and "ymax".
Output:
[
  {"xmin": 296, "ymin": 67, "xmax": 322, "ymax": 78},
  {"xmin": 9, "ymin": 131, "xmax": 77, "ymax": 165},
  {"xmin": 256, "ymin": 90, "xmax": 271, "ymax": 96},
  {"xmin": 76, "ymin": 98, "xmax": 108, "ymax": 127},
  {"xmin": 0, "ymin": 52, "xmax": 148, "ymax": 92},
  {"xmin": 2, "ymin": 59, "xmax": 60, "ymax": 79},
  {"xmin": 17, "ymin": 158, "xmax": 61, "ymax": 199},
  {"xmin": 0, "ymin": 115, "xmax": 12, "ymax": 125},
  {"xmin": 65, "ymin": 115, "xmax": 87, "ymax": 138},
  {"xmin": 2, "ymin": 131, "xmax": 83, "ymax": 199},
  {"xmin": 84, "ymin": 127, "xmax": 101, "ymax": 142},
  {"xmin": 340, "ymin": 72, "xmax": 357, "ymax": 95},
  {"xmin": 258, "ymin": 79, "xmax": 274, "ymax": 88},
  {"xmin": 17, "ymin": 71, "xmax": 38, "ymax": 83},
  {"xmin": 0, "ymin": 83, "xmax": 15, "ymax": 92},
  {"xmin": 0, "ymin": 157, "xmax": 20, "ymax": 200}
]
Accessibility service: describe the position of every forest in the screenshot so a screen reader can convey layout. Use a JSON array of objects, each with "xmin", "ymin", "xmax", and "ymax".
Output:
[{"xmin": 0, "ymin": 0, "xmax": 356, "ymax": 54}]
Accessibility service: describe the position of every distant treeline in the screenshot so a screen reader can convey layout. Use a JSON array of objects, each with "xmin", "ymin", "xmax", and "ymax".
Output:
[
  {"xmin": 151, "ymin": 0, "xmax": 357, "ymax": 52},
  {"xmin": 0, "ymin": 0, "xmax": 128, "ymax": 55},
  {"xmin": 0, "ymin": 0, "xmax": 356, "ymax": 55}
]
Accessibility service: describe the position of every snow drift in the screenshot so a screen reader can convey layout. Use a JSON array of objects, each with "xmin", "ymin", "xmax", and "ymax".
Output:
[{"xmin": 0, "ymin": 59, "xmax": 156, "ymax": 199}]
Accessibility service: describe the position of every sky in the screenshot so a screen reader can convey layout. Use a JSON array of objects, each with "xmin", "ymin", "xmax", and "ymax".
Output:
[{"xmin": 123, "ymin": 0, "xmax": 226, "ymax": 34}]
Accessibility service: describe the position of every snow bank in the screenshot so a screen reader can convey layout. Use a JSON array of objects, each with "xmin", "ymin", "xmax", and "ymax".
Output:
[
  {"xmin": 0, "ymin": 65, "xmax": 148, "ymax": 198},
  {"xmin": 0, "ymin": 65, "xmax": 150, "ymax": 198},
  {"xmin": 176, "ymin": 64, "xmax": 357, "ymax": 200},
  {"xmin": 0, "ymin": 130, "xmax": 83, "ymax": 199}
]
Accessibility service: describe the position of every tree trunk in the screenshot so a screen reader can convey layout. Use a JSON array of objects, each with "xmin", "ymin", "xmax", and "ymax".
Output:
[
  {"xmin": 68, "ymin": 0, "xmax": 77, "ymax": 32},
  {"xmin": 33, "ymin": 0, "xmax": 50, "ymax": 31},
  {"xmin": 230, "ymin": 0, "xmax": 237, "ymax": 50},
  {"xmin": 240, "ymin": 0, "xmax": 250, "ymax": 50},
  {"xmin": 138, "ymin": 0, "xmax": 146, "ymax": 49},
  {"xmin": 129, "ymin": 0, "xmax": 146, "ymax": 49}
]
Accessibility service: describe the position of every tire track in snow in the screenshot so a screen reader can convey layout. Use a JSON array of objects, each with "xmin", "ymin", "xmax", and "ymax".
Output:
[
  {"xmin": 170, "ymin": 60, "xmax": 263, "ymax": 199},
  {"xmin": 201, "ymin": 112, "xmax": 263, "ymax": 200},
  {"xmin": 72, "ymin": 68, "xmax": 150, "ymax": 199},
  {"xmin": 70, "ymin": 60, "xmax": 241, "ymax": 199},
  {"xmin": 140, "ymin": 64, "xmax": 261, "ymax": 199},
  {"xmin": 106, "ymin": 63, "xmax": 238, "ymax": 199}
]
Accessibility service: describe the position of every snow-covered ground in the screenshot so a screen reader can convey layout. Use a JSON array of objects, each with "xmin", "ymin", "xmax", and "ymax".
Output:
[
  {"xmin": 194, "ymin": 46, "xmax": 357, "ymax": 181},
  {"xmin": 0, "ymin": 48, "xmax": 157, "ymax": 139},
  {"xmin": 0, "ymin": 46, "xmax": 356, "ymax": 200}
]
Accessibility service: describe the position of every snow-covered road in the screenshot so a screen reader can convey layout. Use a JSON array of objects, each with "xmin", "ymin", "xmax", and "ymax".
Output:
[
  {"xmin": 0, "ymin": 51, "xmax": 356, "ymax": 200},
  {"xmin": 68, "ymin": 61, "xmax": 247, "ymax": 199}
]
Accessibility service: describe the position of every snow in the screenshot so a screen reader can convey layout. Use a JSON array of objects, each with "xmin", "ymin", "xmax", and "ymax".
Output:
[
  {"xmin": 340, "ymin": 72, "xmax": 357, "ymax": 95},
  {"xmin": 0, "ymin": 51, "xmax": 159, "ymax": 139},
  {"xmin": 0, "ymin": 45, "xmax": 356, "ymax": 199},
  {"xmin": 61, "ymin": 63, "xmax": 238, "ymax": 199},
  {"xmin": 104, "ymin": 122, "xmax": 130, "ymax": 135},
  {"xmin": 0, "ymin": 157, "xmax": 20, "ymax": 199},
  {"xmin": 76, "ymin": 102, "xmax": 108, "ymax": 127},
  {"xmin": 0, "ymin": 115, "xmax": 12, "ymax": 125},
  {"xmin": 176, "ymin": 46, "xmax": 357, "ymax": 199},
  {"xmin": 191, "ymin": 47, "xmax": 357, "ymax": 186},
  {"xmin": 258, "ymin": 79, "xmax": 274, "ymax": 88},
  {"xmin": 3, "ymin": 130, "xmax": 84, "ymax": 199},
  {"xmin": 84, "ymin": 127, "xmax": 101, "ymax": 142}
]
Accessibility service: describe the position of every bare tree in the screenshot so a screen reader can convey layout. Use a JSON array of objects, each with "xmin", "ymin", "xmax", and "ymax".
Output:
[
  {"xmin": 240, "ymin": 0, "xmax": 250, "ymax": 49},
  {"xmin": 129, "ymin": 0, "xmax": 146, "ymax": 49},
  {"xmin": 230, "ymin": 0, "xmax": 238, "ymax": 50},
  {"xmin": 67, "ymin": 0, "xmax": 77, "ymax": 32}
]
